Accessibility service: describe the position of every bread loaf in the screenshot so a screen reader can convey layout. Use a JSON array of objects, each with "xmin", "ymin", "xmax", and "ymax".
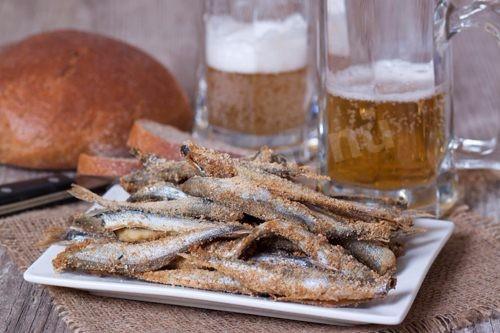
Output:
[{"xmin": 0, "ymin": 30, "xmax": 192, "ymax": 169}]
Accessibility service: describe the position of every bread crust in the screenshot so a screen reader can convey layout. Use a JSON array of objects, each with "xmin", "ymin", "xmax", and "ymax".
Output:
[
  {"xmin": 0, "ymin": 30, "xmax": 192, "ymax": 169},
  {"xmin": 127, "ymin": 119, "xmax": 249, "ymax": 159},
  {"xmin": 127, "ymin": 121, "xmax": 189, "ymax": 160},
  {"xmin": 77, "ymin": 154, "xmax": 140, "ymax": 177}
]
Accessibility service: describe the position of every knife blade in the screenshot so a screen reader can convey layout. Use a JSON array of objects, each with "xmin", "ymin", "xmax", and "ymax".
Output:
[{"xmin": 0, "ymin": 174, "xmax": 111, "ymax": 217}]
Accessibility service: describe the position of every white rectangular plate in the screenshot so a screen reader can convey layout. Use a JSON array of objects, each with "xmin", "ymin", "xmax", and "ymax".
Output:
[{"xmin": 24, "ymin": 185, "xmax": 454, "ymax": 326}]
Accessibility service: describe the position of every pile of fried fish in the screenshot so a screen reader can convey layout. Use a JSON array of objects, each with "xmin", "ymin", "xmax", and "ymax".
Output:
[{"xmin": 51, "ymin": 142, "xmax": 420, "ymax": 307}]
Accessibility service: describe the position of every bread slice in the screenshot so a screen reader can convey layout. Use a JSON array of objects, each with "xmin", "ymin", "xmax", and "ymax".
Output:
[
  {"xmin": 77, "ymin": 154, "xmax": 140, "ymax": 177},
  {"xmin": 127, "ymin": 119, "xmax": 249, "ymax": 159},
  {"xmin": 79, "ymin": 120, "xmax": 249, "ymax": 178}
]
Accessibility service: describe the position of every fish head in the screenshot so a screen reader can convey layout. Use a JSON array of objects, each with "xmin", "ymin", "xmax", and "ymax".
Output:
[{"xmin": 180, "ymin": 141, "xmax": 237, "ymax": 178}]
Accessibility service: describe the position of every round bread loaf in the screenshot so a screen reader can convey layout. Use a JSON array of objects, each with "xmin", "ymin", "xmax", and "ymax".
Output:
[{"xmin": 0, "ymin": 30, "xmax": 192, "ymax": 169}]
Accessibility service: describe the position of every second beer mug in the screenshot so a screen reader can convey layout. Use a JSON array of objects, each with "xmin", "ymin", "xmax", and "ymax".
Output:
[
  {"xmin": 195, "ymin": 0, "xmax": 316, "ymax": 158},
  {"xmin": 320, "ymin": 0, "xmax": 499, "ymax": 213}
]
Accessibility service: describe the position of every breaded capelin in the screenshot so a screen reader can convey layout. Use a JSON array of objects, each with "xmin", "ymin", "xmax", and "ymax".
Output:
[
  {"xmin": 48, "ymin": 141, "xmax": 421, "ymax": 307},
  {"xmin": 230, "ymin": 220, "xmax": 379, "ymax": 281},
  {"xmin": 182, "ymin": 254, "xmax": 394, "ymax": 303},
  {"xmin": 181, "ymin": 176, "xmax": 392, "ymax": 242},
  {"xmin": 69, "ymin": 185, "xmax": 244, "ymax": 222},
  {"xmin": 181, "ymin": 141, "xmax": 412, "ymax": 226},
  {"xmin": 53, "ymin": 225, "xmax": 249, "ymax": 274},
  {"xmin": 136, "ymin": 268, "xmax": 253, "ymax": 295}
]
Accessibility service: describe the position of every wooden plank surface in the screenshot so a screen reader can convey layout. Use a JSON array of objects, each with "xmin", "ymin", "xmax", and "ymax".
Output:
[
  {"xmin": 0, "ymin": 0, "xmax": 499, "ymax": 332},
  {"xmin": 0, "ymin": 249, "xmax": 70, "ymax": 333}
]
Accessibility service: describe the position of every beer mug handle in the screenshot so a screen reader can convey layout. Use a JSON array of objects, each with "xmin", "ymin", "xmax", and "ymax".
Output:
[{"xmin": 445, "ymin": 0, "xmax": 500, "ymax": 169}]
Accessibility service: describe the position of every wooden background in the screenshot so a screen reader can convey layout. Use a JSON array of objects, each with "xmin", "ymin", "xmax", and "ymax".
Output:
[
  {"xmin": 0, "ymin": 0, "xmax": 499, "ymax": 332},
  {"xmin": 0, "ymin": 0, "xmax": 498, "ymax": 142}
]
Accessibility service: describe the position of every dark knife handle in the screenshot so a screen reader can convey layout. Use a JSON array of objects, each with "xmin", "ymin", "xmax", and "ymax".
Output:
[{"xmin": 0, "ymin": 174, "xmax": 74, "ymax": 206}]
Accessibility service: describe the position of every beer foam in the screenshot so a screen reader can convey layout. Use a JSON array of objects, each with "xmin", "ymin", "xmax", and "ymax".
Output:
[
  {"xmin": 206, "ymin": 14, "xmax": 308, "ymax": 74},
  {"xmin": 327, "ymin": 60, "xmax": 437, "ymax": 102},
  {"xmin": 327, "ymin": 0, "xmax": 349, "ymax": 56}
]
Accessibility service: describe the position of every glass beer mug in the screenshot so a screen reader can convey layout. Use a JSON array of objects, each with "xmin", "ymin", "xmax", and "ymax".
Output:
[
  {"xmin": 195, "ymin": 0, "xmax": 317, "ymax": 159},
  {"xmin": 320, "ymin": 0, "xmax": 500, "ymax": 214}
]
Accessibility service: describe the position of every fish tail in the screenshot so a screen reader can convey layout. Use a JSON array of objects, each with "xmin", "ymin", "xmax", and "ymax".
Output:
[
  {"xmin": 394, "ymin": 226, "xmax": 426, "ymax": 237},
  {"xmin": 68, "ymin": 184, "xmax": 107, "ymax": 206},
  {"xmin": 37, "ymin": 226, "xmax": 68, "ymax": 247}
]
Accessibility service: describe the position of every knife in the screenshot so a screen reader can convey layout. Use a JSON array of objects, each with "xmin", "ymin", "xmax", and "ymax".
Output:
[{"xmin": 0, "ymin": 174, "xmax": 111, "ymax": 217}]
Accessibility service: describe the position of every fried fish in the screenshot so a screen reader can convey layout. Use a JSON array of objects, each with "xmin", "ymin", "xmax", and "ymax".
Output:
[
  {"xmin": 53, "ymin": 225, "xmax": 249, "ymax": 274},
  {"xmin": 182, "ymin": 254, "xmax": 394, "ymax": 303}
]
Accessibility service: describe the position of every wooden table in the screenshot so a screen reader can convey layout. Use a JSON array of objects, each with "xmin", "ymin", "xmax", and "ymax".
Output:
[{"xmin": 0, "ymin": 1, "xmax": 499, "ymax": 332}]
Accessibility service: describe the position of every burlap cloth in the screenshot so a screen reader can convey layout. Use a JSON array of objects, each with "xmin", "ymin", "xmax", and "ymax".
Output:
[{"xmin": 0, "ymin": 203, "xmax": 498, "ymax": 333}]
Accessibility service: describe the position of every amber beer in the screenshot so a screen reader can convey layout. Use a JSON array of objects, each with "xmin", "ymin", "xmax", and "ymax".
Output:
[
  {"xmin": 325, "ymin": 64, "xmax": 447, "ymax": 190},
  {"xmin": 204, "ymin": 14, "xmax": 309, "ymax": 139},
  {"xmin": 206, "ymin": 66, "xmax": 308, "ymax": 135}
]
